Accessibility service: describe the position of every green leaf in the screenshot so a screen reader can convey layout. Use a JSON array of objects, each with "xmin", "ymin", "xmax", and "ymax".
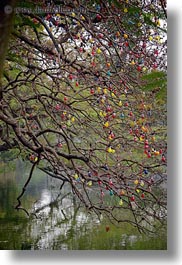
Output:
[{"xmin": 140, "ymin": 71, "xmax": 167, "ymax": 103}]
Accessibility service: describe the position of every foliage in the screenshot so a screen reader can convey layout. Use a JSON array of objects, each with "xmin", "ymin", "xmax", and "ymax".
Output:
[{"xmin": 140, "ymin": 71, "xmax": 167, "ymax": 104}]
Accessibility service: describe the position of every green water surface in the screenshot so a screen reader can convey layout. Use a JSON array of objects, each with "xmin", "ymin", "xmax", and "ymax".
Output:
[{"xmin": 0, "ymin": 160, "xmax": 167, "ymax": 250}]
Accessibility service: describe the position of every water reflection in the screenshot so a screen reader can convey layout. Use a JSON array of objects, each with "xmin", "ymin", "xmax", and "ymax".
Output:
[
  {"xmin": 30, "ymin": 186, "xmax": 103, "ymax": 250},
  {"xmin": 0, "ymin": 160, "xmax": 167, "ymax": 250}
]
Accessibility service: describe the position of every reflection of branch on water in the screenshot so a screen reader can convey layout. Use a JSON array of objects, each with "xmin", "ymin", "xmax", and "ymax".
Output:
[
  {"xmin": 14, "ymin": 160, "xmax": 167, "ymax": 235},
  {"xmin": 31, "ymin": 200, "xmax": 80, "ymax": 249},
  {"xmin": 33, "ymin": 191, "xmax": 72, "ymax": 218},
  {"xmin": 15, "ymin": 157, "xmax": 40, "ymax": 216},
  {"xmin": 31, "ymin": 199, "xmax": 84, "ymax": 249}
]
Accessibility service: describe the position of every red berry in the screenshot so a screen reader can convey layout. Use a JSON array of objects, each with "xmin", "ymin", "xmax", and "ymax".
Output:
[
  {"xmin": 57, "ymin": 143, "xmax": 63, "ymax": 148},
  {"xmin": 98, "ymin": 33, "xmax": 103, "ymax": 38},
  {"xmin": 91, "ymin": 50, "xmax": 95, "ymax": 56},
  {"xmin": 112, "ymin": 112, "xmax": 116, "ymax": 118},
  {"xmin": 61, "ymin": 113, "xmax": 65, "ymax": 119},
  {"xmin": 159, "ymin": 149, "xmax": 163, "ymax": 154},
  {"xmin": 144, "ymin": 150, "xmax": 148, "ymax": 155},
  {"xmin": 90, "ymin": 88, "xmax": 94, "ymax": 94},
  {"xmin": 109, "ymin": 132, "xmax": 115, "ymax": 139},
  {"xmin": 46, "ymin": 14, "xmax": 51, "ymax": 20},
  {"xmin": 106, "ymin": 105, "xmax": 112, "ymax": 112},
  {"xmin": 55, "ymin": 104, "xmax": 61, "ymax": 110},
  {"xmin": 105, "ymin": 226, "xmax": 110, "ymax": 232},
  {"xmin": 96, "ymin": 14, "xmax": 102, "ymax": 20},
  {"xmin": 109, "ymin": 179, "xmax": 113, "ymax": 186},
  {"xmin": 154, "ymin": 50, "xmax": 158, "ymax": 55}
]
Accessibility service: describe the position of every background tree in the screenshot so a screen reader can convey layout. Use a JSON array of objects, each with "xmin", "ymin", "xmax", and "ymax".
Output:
[{"xmin": 0, "ymin": 0, "xmax": 167, "ymax": 234}]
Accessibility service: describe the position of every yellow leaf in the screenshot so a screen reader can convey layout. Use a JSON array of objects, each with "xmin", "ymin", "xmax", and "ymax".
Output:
[
  {"xmin": 104, "ymin": 121, "xmax": 109, "ymax": 128},
  {"xmin": 118, "ymin": 100, "xmax": 122, "ymax": 107},
  {"xmin": 119, "ymin": 199, "xmax": 123, "ymax": 206},
  {"xmin": 134, "ymin": 179, "xmax": 139, "ymax": 185},
  {"xmin": 96, "ymin": 48, "xmax": 102, "ymax": 54}
]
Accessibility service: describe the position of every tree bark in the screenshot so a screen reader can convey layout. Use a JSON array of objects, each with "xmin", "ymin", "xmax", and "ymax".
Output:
[{"xmin": 0, "ymin": 0, "xmax": 17, "ymax": 99}]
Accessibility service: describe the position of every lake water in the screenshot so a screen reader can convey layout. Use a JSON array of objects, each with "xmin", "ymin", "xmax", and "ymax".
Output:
[{"xmin": 0, "ymin": 159, "xmax": 167, "ymax": 250}]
